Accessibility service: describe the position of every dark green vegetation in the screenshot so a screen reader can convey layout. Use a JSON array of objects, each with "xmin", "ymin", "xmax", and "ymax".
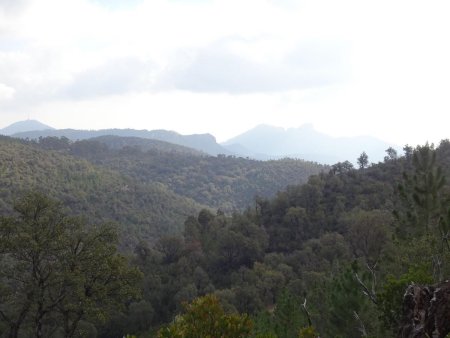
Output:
[
  {"xmin": 0, "ymin": 192, "xmax": 141, "ymax": 338},
  {"xmin": 66, "ymin": 137, "xmax": 324, "ymax": 211},
  {"xmin": 1, "ymin": 134, "xmax": 449, "ymax": 337},
  {"xmin": 119, "ymin": 141, "xmax": 449, "ymax": 337},
  {"xmin": 0, "ymin": 135, "xmax": 324, "ymax": 214},
  {"xmin": 157, "ymin": 294, "xmax": 253, "ymax": 338},
  {"xmin": 0, "ymin": 136, "xmax": 203, "ymax": 248}
]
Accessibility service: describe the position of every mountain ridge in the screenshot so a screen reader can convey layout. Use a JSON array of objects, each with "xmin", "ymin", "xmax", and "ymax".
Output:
[
  {"xmin": 2, "ymin": 120, "xmax": 401, "ymax": 163},
  {"xmin": 0, "ymin": 119, "xmax": 54, "ymax": 135},
  {"xmin": 10, "ymin": 126, "xmax": 231, "ymax": 156},
  {"xmin": 222, "ymin": 123, "xmax": 400, "ymax": 164}
]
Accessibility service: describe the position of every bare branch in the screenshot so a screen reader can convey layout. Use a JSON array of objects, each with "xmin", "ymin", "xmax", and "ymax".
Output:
[
  {"xmin": 301, "ymin": 298, "xmax": 313, "ymax": 327},
  {"xmin": 353, "ymin": 311, "xmax": 368, "ymax": 337},
  {"xmin": 354, "ymin": 272, "xmax": 378, "ymax": 305}
]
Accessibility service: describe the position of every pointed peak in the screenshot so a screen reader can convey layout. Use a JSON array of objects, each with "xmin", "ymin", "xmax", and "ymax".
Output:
[{"xmin": 0, "ymin": 120, "xmax": 54, "ymax": 136}]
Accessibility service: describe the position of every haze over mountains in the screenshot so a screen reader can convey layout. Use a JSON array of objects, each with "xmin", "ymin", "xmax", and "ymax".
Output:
[
  {"xmin": 0, "ymin": 120, "xmax": 400, "ymax": 164},
  {"xmin": 0, "ymin": 129, "xmax": 325, "ymax": 246},
  {"xmin": 222, "ymin": 124, "xmax": 400, "ymax": 163},
  {"xmin": 7, "ymin": 122, "xmax": 230, "ymax": 156},
  {"xmin": 0, "ymin": 120, "xmax": 54, "ymax": 136}
]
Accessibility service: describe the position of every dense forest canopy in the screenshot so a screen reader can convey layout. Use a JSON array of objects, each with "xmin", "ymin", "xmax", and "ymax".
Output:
[
  {"xmin": 0, "ymin": 136, "xmax": 204, "ymax": 248},
  {"xmin": 36, "ymin": 135, "xmax": 326, "ymax": 211},
  {"xmin": 1, "ymin": 135, "xmax": 450, "ymax": 337}
]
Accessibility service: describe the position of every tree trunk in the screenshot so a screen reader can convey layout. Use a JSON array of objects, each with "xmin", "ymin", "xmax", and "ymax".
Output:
[
  {"xmin": 35, "ymin": 301, "xmax": 45, "ymax": 338},
  {"xmin": 63, "ymin": 311, "xmax": 83, "ymax": 338},
  {"xmin": 8, "ymin": 324, "xmax": 19, "ymax": 338},
  {"xmin": 397, "ymin": 280, "xmax": 450, "ymax": 338},
  {"xmin": 6, "ymin": 303, "xmax": 31, "ymax": 338}
]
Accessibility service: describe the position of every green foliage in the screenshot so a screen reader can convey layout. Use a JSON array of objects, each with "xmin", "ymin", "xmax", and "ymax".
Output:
[
  {"xmin": 104, "ymin": 139, "xmax": 450, "ymax": 337},
  {"xmin": 384, "ymin": 147, "xmax": 398, "ymax": 162},
  {"xmin": 298, "ymin": 326, "xmax": 319, "ymax": 338},
  {"xmin": 157, "ymin": 294, "xmax": 253, "ymax": 338},
  {"xmin": 63, "ymin": 137, "xmax": 326, "ymax": 212},
  {"xmin": 271, "ymin": 290, "xmax": 305, "ymax": 338},
  {"xmin": 0, "ymin": 135, "xmax": 325, "ymax": 248},
  {"xmin": 0, "ymin": 137, "xmax": 203, "ymax": 249},
  {"xmin": 252, "ymin": 290, "xmax": 306, "ymax": 338},
  {"xmin": 272, "ymin": 290, "xmax": 306, "ymax": 338},
  {"xmin": 320, "ymin": 264, "xmax": 380, "ymax": 338},
  {"xmin": 357, "ymin": 151, "xmax": 369, "ymax": 169},
  {"xmin": 122, "ymin": 141, "xmax": 415, "ymax": 335},
  {"xmin": 395, "ymin": 143, "xmax": 450, "ymax": 281},
  {"xmin": 377, "ymin": 266, "xmax": 434, "ymax": 333},
  {"xmin": 396, "ymin": 144, "xmax": 446, "ymax": 233},
  {"xmin": 4, "ymin": 135, "xmax": 450, "ymax": 337},
  {"xmin": 340, "ymin": 209, "xmax": 392, "ymax": 268},
  {"xmin": 0, "ymin": 192, "xmax": 142, "ymax": 337}
]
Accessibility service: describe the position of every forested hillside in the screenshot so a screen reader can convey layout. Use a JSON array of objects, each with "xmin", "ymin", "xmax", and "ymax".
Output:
[
  {"xmin": 0, "ymin": 136, "xmax": 204, "ymax": 247},
  {"xmin": 33, "ymin": 136, "xmax": 326, "ymax": 211},
  {"xmin": 0, "ymin": 135, "xmax": 324, "ymax": 242},
  {"xmin": 98, "ymin": 141, "xmax": 449, "ymax": 337},
  {"xmin": 2, "ymin": 0, "xmax": 448, "ymax": 336},
  {"xmin": 1, "ymin": 136, "xmax": 449, "ymax": 337}
]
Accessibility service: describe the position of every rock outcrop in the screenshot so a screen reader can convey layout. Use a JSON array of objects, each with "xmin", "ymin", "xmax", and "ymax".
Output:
[{"xmin": 398, "ymin": 280, "xmax": 450, "ymax": 338}]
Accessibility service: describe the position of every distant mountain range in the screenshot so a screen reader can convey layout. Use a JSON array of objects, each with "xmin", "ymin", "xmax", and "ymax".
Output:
[
  {"xmin": 1, "ymin": 120, "xmax": 400, "ymax": 164},
  {"xmin": 222, "ymin": 124, "xmax": 400, "ymax": 164},
  {"xmin": 2, "ymin": 120, "xmax": 231, "ymax": 156}
]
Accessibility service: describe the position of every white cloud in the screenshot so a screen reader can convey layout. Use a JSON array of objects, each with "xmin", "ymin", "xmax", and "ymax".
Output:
[
  {"xmin": 1, "ymin": 0, "xmax": 450, "ymax": 147},
  {"xmin": 61, "ymin": 57, "xmax": 158, "ymax": 99},
  {"xmin": 0, "ymin": 0, "xmax": 29, "ymax": 15},
  {"xmin": 158, "ymin": 38, "xmax": 349, "ymax": 93},
  {"xmin": 0, "ymin": 83, "xmax": 15, "ymax": 100}
]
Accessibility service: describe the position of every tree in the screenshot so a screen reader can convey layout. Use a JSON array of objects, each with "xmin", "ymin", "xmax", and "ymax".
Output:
[
  {"xmin": 395, "ymin": 145, "xmax": 446, "ymax": 235},
  {"xmin": 403, "ymin": 144, "xmax": 413, "ymax": 160},
  {"xmin": 331, "ymin": 161, "xmax": 354, "ymax": 175},
  {"xmin": 384, "ymin": 147, "xmax": 398, "ymax": 162},
  {"xmin": 156, "ymin": 236, "xmax": 185, "ymax": 264},
  {"xmin": 157, "ymin": 294, "xmax": 253, "ymax": 338},
  {"xmin": 357, "ymin": 152, "xmax": 369, "ymax": 169},
  {"xmin": 325, "ymin": 266, "xmax": 374, "ymax": 338},
  {"xmin": 377, "ymin": 266, "xmax": 433, "ymax": 335},
  {"xmin": 272, "ymin": 290, "xmax": 305, "ymax": 338},
  {"xmin": 341, "ymin": 209, "xmax": 392, "ymax": 270},
  {"xmin": 394, "ymin": 145, "xmax": 450, "ymax": 280},
  {"xmin": 0, "ymin": 192, "xmax": 141, "ymax": 338}
]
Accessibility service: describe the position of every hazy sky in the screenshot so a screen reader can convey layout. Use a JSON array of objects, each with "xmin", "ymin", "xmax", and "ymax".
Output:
[{"xmin": 0, "ymin": 0, "xmax": 449, "ymax": 145}]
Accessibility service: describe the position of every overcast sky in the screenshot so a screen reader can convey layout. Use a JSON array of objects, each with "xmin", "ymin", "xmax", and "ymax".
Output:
[{"xmin": 0, "ymin": 0, "xmax": 449, "ymax": 145}]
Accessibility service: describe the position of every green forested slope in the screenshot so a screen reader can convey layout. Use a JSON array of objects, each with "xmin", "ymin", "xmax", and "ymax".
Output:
[
  {"xmin": 0, "ymin": 136, "xmax": 203, "ymax": 247},
  {"xmin": 103, "ymin": 141, "xmax": 450, "ymax": 338},
  {"xmin": 59, "ymin": 138, "xmax": 326, "ymax": 211},
  {"xmin": 0, "ymin": 135, "xmax": 324, "ymax": 244},
  {"xmin": 2, "ymin": 135, "xmax": 450, "ymax": 337},
  {"xmin": 92, "ymin": 135, "xmax": 204, "ymax": 155}
]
